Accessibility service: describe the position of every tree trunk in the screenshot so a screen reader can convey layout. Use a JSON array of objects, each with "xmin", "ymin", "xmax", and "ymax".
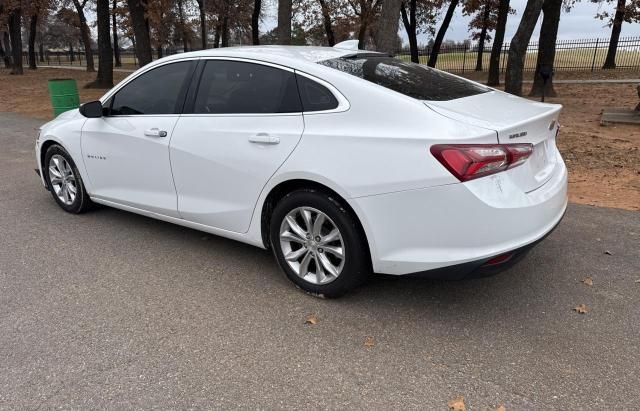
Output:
[
  {"xmin": 357, "ymin": 20, "xmax": 369, "ymax": 50},
  {"xmin": 91, "ymin": 0, "xmax": 114, "ymax": 88},
  {"xmin": 504, "ymin": 0, "xmax": 543, "ymax": 95},
  {"xmin": 428, "ymin": 0, "xmax": 459, "ymax": 67},
  {"xmin": 72, "ymin": 0, "xmax": 95, "ymax": 72},
  {"xmin": 112, "ymin": 0, "xmax": 122, "ymax": 67},
  {"xmin": 474, "ymin": 3, "xmax": 491, "ymax": 71},
  {"xmin": 401, "ymin": 0, "xmax": 419, "ymax": 63},
  {"xmin": 487, "ymin": 0, "xmax": 510, "ymax": 86},
  {"xmin": 2, "ymin": 31, "xmax": 12, "ymax": 68},
  {"xmin": 221, "ymin": 10, "xmax": 229, "ymax": 47},
  {"xmin": 252, "ymin": 0, "xmax": 261, "ymax": 45},
  {"xmin": 177, "ymin": 0, "xmax": 189, "ymax": 52},
  {"xmin": 375, "ymin": 0, "xmax": 403, "ymax": 54},
  {"xmin": 39, "ymin": 42, "xmax": 45, "ymax": 62},
  {"xmin": 197, "ymin": 0, "xmax": 207, "ymax": 49},
  {"xmin": 0, "ymin": 35, "xmax": 8, "ymax": 68},
  {"xmin": 529, "ymin": 0, "xmax": 562, "ymax": 97},
  {"xmin": 127, "ymin": 0, "xmax": 153, "ymax": 66},
  {"xmin": 157, "ymin": 46, "xmax": 163, "ymax": 58},
  {"xmin": 28, "ymin": 14, "xmax": 38, "ymax": 70},
  {"xmin": 318, "ymin": 0, "xmax": 335, "ymax": 46},
  {"xmin": 277, "ymin": 0, "xmax": 292, "ymax": 44},
  {"xmin": 603, "ymin": 0, "xmax": 625, "ymax": 69},
  {"xmin": 213, "ymin": 23, "xmax": 221, "ymax": 48},
  {"xmin": 8, "ymin": 7, "xmax": 23, "ymax": 75}
]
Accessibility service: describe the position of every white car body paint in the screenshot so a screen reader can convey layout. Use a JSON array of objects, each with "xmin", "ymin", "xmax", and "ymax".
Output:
[{"xmin": 36, "ymin": 45, "xmax": 568, "ymax": 276}]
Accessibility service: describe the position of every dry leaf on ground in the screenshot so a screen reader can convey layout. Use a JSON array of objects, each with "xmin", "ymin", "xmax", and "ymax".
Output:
[
  {"xmin": 582, "ymin": 277, "xmax": 593, "ymax": 286},
  {"xmin": 494, "ymin": 405, "xmax": 507, "ymax": 411},
  {"xmin": 447, "ymin": 396, "xmax": 466, "ymax": 411},
  {"xmin": 573, "ymin": 304, "xmax": 588, "ymax": 314},
  {"xmin": 305, "ymin": 314, "xmax": 319, "ymax": 325},
  {"xmin": 364, "ymin": 336, "xmax": 375, "ymax": 348}
]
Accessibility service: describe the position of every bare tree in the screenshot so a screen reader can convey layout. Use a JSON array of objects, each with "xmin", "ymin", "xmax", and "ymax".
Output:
[
  {"xmin": 70, "ymin": 0, "xmax": 95, "ymax": 71},
  {"xmin": 28, "ymin": 12, "xmax": 39, "ymax": 69},
  {"xmin": 529, "ymin": 0, "xmax": 562, "ymax": 96},
  {"xmin": 375, "ymin": 0, "xmax": 402, "ymax": 54},
  {"xmin": 427, "ymin": 0, "xmax": 459, "ymax": 67},
  {"xmin": 91, "ymin": 0, "xmax": 113, "ymax": 87},
  {"xmin": 504, "ymin": 0, "xmax": 543, "ymax": 95},
  {"xmin": 196, "ymin": 0, "xmax": 207, "ymax": 48},
  {"xmin": 595, "ymin": 0, "xmax": 639, "ymax": 68},
  {"xmin": 317, "ymin": 0, "xmax": 334, "ymax": 45},
  {"xmin": 487, "ymin": 0, "xmax": 510, "ymax": 85},
  {"xmin": 112, "ymin": 0, "xmax": 121, "ymax": 66},
  {"xmin": 8, "ymin": 4, "xmax": 23, "ymax": 74},
  {"xmin": 277, "ymin": 0, "xmax": 292, "ymax": 44},
  {"xmin": 127, "ymin": 0, "xmax": 152, "ymax": 65},
  {"xmin": 252, "ymin": 0, "xmax": 261, "ymax": 44}
]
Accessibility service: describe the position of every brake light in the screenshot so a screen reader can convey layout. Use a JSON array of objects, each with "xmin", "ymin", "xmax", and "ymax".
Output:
[{"xmin": 430, "ymin": 144, "xmax": 533, "ymax": 182}]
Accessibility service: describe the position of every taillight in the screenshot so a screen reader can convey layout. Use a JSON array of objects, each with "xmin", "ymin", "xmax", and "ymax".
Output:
[{"xmin": 430, "ymin": 144, "xmax": 533, "ymax": 182}]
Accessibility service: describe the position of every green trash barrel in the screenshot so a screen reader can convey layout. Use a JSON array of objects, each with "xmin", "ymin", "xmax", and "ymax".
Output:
[{"xmin": 47, "ymin": 79, "xmax": 80, "ymax": 117}]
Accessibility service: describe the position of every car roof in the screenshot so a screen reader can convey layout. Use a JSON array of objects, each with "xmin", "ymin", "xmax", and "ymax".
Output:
[{"xmin": 157, "ymin": 45, "xmax": 385, "ymax": 71}]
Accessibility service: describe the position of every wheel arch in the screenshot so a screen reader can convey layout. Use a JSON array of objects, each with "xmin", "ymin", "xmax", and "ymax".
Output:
[{"xmin": 260, "ymin": 179, "xmax": 373, "ymax": 268}]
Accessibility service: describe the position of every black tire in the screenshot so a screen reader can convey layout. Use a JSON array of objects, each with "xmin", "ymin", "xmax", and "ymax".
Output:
[
  {"xmin": 270, "ymin": 188, "xmax": 370, "ymax": 298},
  {"xmin": 43, "ymin": 144, "xmax": 92, "ymax": 214}
]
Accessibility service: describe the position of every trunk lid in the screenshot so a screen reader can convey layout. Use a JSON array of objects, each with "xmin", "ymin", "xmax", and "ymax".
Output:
[{"xmin": 424, "ymin": 90, "xmax": 562, "ymax": 192}]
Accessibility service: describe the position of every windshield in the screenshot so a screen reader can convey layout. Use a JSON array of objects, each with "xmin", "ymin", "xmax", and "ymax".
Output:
[{"xmin": 318, "ymin": 55, "xmax": 489, "ymax": 101}]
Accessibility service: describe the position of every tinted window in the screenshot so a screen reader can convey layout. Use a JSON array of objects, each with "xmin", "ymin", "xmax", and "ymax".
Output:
[
  {"xmin": 111, "ymin": 61, "xmax": 193, "ymax": 115},
  {"xmin": 193, "ymin": 61, "xmax": 302, "ymax": 114},
  {"xmin": 318, "ymin": 55, "xmax": 489, "ymax": 101},
  {"xmin": 297, "ymin": 75, "xmax": 339, "ymax": 111}
]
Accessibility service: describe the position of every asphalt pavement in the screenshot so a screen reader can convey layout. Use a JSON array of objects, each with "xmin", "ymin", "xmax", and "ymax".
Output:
[{"xmin": 1, "ymin": 112, "xmax": 639, "ymax": 409}]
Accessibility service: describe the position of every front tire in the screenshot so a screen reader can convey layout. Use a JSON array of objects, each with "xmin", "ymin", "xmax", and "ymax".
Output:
[
  {"xmin": 270, "ymin": 189, "xmax": 370, "ymax": 298},
  {"xmin": 43, "ymin": 145, "xmax": 92, "ymax": 214}
]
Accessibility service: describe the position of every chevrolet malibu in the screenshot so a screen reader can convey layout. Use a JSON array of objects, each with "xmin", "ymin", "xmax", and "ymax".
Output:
[{"xmin": 35, "ymin": 42, "xmax": 567, "ymax": 297}]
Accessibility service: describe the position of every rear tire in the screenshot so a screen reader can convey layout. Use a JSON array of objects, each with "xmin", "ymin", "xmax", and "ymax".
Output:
[
  {"xmin": 43, "ymin": 145, "xmax": 92, "ymax": 214},
  {"xmin": 270, "ymin": 189, "xmax": 370, "ymax": 298}
]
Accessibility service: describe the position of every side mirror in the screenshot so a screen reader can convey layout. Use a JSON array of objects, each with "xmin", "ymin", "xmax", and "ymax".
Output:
[{"xmin": 79, "ymin": 100, "xmax": 103, "ymax": 118}]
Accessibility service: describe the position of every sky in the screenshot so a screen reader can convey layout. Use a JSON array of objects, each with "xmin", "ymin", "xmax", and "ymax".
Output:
[{"xmin": 261, "ymin": 0, "xmax": 640, "ymax": 45}]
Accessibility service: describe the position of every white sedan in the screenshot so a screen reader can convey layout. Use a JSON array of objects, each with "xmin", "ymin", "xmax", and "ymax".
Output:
[{"xmin": 35, "ymin": 43, "xmax": 568, "ymax": 297}]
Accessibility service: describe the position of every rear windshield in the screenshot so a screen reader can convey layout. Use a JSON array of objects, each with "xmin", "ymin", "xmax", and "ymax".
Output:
[{"xmin": 318, "ymin": 55, "xmax": 489, "ymax": 101}]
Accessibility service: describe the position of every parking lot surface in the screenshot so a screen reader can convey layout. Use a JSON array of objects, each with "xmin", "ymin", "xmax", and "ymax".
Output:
[{"xmin": 1, "ymin": 112, "xmax": 639, "ymax": 409}]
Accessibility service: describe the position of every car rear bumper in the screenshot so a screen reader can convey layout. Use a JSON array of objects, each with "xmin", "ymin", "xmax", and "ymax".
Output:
[{"xmin": 352, "ymin": 151, "xmax": 568, "ymax": 276}]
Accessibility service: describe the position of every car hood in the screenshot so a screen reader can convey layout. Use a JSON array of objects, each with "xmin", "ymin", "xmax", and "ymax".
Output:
[{"xmin": 40, "ymin": 108, "xmax": 82, "ymax": 130}]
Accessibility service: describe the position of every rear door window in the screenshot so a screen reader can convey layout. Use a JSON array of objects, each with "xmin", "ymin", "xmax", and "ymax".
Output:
[
  {"xmin": 318, "ymin": 55, "xmax": 489, "ymax": 101},
  {"xmin": 193, "ymin": 60, "xmax": 302, "ymax": 114}
]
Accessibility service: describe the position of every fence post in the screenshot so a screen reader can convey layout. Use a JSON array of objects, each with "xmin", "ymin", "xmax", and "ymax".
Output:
[
  {"xmin": 591, "ymin": 38, "xmax": 599, "ymax": 72},
  {"xmin": 462, "ymin": 44, "xmax": 467, "ymax": 73}
]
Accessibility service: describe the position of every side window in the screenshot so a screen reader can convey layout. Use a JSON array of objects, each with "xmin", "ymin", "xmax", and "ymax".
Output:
[
  {"xmin": 110, "ymin": 61, "xmax": 193, "ymax": 115},
  {"xmin": 193, "ymin": 60, "xmax": 302, "ymax": 114},
  {"xmin": 296, "ymin": 75, "xmax": 339, "ymax": 112}
]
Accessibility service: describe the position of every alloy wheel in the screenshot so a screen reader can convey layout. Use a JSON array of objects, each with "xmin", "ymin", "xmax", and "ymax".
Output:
[
  {"xmin": 48, "ymin": 154, "xmax": 77, "ymax": 206},
  {"xmin": 279, "ymin": 206, "xmax": 345, "ymax": 285}
]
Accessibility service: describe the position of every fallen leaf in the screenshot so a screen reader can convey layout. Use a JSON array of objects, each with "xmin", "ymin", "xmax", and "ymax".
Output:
[
  {"xmin": 494, "ymin": 406, "xmax": 507, "ymax": 411},
  {"xmin": 305, "ymin": 314, "xmax": 319, "ymax": 325},
  {"xmin": 582, "ymin": 277, "xmax": 593, "ymax": 286},
  {"xmin": 447, "ymin": 396, "xmax": 466, "ymax": 411},
  {"xmin": 573, "ymin": 304, "xmax": 588, "ymax": 314},
  {"xmin": 604, "ymin": 250, "xmax": 613, "ymax": 255},
  {"xmin": 364, "ymin": 336, "xmax": 375, "ymax": 348}
]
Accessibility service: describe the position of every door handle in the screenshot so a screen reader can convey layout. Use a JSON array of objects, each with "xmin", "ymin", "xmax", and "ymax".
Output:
[
  {"xmin": 248, "ymin": 133, "xmax": 280, "ymax": 145},
  {"xmin": 144, "ymin": 128, "xmax": 168, "ymax": 137}
]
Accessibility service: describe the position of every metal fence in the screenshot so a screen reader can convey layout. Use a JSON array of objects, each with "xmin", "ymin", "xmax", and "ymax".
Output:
[
  {"xmin": 22, "ymin": 36, "xmax": 640, "ymax": 73},
  {"xmin": 398, "ymin": 37, "xmax": 640, "ymax": 72}
]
